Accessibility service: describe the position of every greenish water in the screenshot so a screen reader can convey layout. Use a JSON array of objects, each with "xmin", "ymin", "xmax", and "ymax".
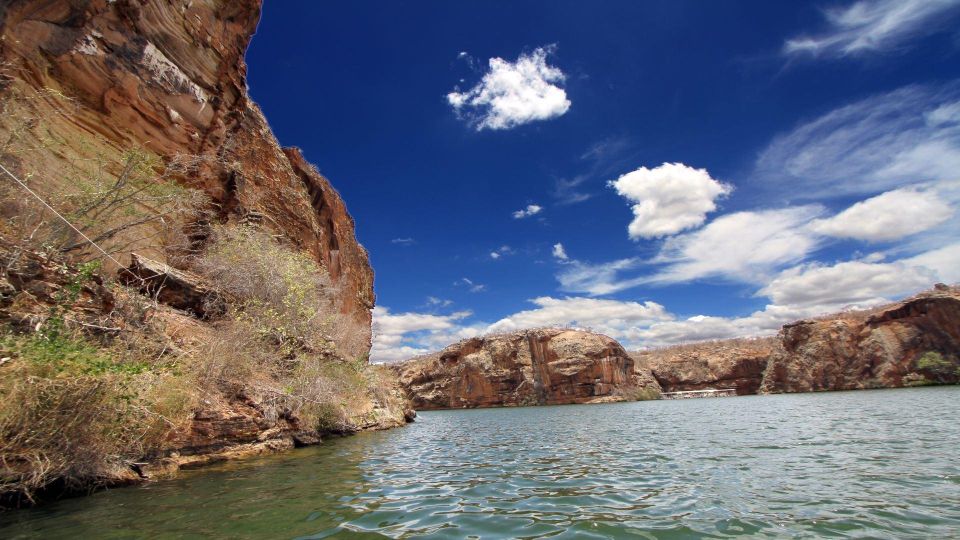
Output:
[{"xmin": 2, "ymin": 386, "xmax": 959, "ymax": 539}]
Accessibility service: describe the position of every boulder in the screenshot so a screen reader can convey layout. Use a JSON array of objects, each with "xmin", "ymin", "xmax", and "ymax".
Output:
[{"xmin": 120, "ymin": 253, "xmax": 223, "ymax": 317}]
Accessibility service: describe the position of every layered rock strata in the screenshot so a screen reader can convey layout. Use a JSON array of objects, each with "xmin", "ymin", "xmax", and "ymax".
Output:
[
  {"xmin": 395, "ymin": 328, "xmax": 661, "ymax": 410},
  {"xmin": 632, "ymin": 339, "xmax": 775, "ymax": 396},
  {"xmin": 0, "ymin": 0, "xmax": 374, "ymax": 350},
  {"xmin": 760, "ymin": 285, "xmax": 960, "ymax": 393}
]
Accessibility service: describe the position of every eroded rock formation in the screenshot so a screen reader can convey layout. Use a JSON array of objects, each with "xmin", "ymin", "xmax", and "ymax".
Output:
[
  {"xmin": 395, "ymin": 329, "xmax": 661, "ymax": 410},
  {"xmin": 631, "ymin": 338, "xmax": 775, "ymax": 395},
  {"xmin": 760, "ymin": 285, "xmax": 960, "ymax": 393},
  {"xmin": 0, "ymin": 1, "xmax": 403, "ymax": 503},
  {"xmin": 0, "ymin": 0, "xmax": 374, "ymax": 352}
]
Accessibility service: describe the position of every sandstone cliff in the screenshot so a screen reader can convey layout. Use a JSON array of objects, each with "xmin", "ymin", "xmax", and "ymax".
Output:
[
  {"xmin": 631, "ymin": 338, "xmax": 774, "ymax": 396},
  {"xmin": 0, "ymin": 0, "xmax": 373, "ymax": 344},
  {"xmin": 759, "ymin": 285, "xmax": 960, "ymax": 393},
  {"xmin": 395, "ymin": 329, "xmax": 661, "ymax": 410},
  {"xmin": 0, "ymin": 0, "xmax": 406, "ymax": 505}
]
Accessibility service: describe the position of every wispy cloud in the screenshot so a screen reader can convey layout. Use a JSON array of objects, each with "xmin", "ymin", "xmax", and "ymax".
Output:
[
  {"xmin": 556, "ymin": 257, "xmax": 643, "ymax": 296},
  {"xmin": 557, "ymin": 206, "xmax": 824, "ymax": 294},
  {"xmin": 447, "ymin": 45, "xmax": 570, "ymax": 130},
  {"xmin": 755, "ymin": 82, "xmax": 960, "ymax": 198},
  {"xmin": 648, "ymin": 206, "xmax": 826, "ymax": 285},
  {"xmin": 390, "ymin": 237, "xmax": 416, "ymax": 246},
  {"xmin": 455, "ymin": 277, "xmax": 487, "ymax": 292},
  {"xmin": 553, "ymin": 137, "xmax": 634, "ymax": 206},
  {"xmin": 783, "ymin": 0, "xmax": 960, "ymax": 59},
  {"xmin": 809, "ymin": 184, "xmax": 954, "ymax": 242},
  {"xmin": 489, "ymin": 245, "xmax": 514, "ymax": 260},
  {"xmin": 425, "ymin": 296, "xmax": 453, "ymax": 308},
  {"xmin": 512, "ymin": 204, "xmax": 543, "ymax": 219}
]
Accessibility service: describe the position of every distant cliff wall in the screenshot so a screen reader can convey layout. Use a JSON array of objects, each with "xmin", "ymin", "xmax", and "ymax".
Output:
[
  {"xmin": 760, "ymin": 286, "xmax": 960, "ymax": 393},
  {"xmin": 395, "ymin": 329, "xmax": 661, "ymax": 410}
]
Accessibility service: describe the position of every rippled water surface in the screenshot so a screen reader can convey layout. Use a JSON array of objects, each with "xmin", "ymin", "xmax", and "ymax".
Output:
[{"xmin": 3, "ymin": 386, "xmax": 960, "ymax": 539}]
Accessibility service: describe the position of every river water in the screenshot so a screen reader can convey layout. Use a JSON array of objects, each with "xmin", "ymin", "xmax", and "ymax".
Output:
[{"xmin": 2, "ymin": 386, "xmax": 959, "ymax": 539}]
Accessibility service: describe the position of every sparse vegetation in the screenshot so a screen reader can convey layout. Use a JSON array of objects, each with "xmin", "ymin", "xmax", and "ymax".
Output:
[
  {"xmin": 614, "ymin": 385, "xmax": 661, "ymax": 401},
  {"xmin": 0, "ymin": 266, "xmax": 195, "ymax": 504},
  {"xmin": 193, "ymin": 225, "xmax": 387, "ymax": 434},
  {"xmin": 914, "ymin": 351, "xmax": 960, "ymax": 384},
  {"xmin": 901, "ymin": 373, "xmax": 933, "ymax": 387}
]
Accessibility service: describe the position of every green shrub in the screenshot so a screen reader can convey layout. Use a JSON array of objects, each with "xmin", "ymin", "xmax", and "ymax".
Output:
[
  {"xmin": 916, "ymin": 351, "xmax": 958, "ymax": 383},
  {"xmin": 0, "ymin": 328, "xmax": 195, "ymax": 503}
]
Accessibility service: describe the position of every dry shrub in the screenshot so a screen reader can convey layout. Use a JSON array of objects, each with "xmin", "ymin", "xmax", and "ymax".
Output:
[
  {"xmin": 636, "ymin": 336, "xmax": 778, "ymax": 357},
  {"xmin": 613, "ymin": 385, "xmax": 661, "ymax": 401},
  {"xmin": 192, "ymin": 225, "xmax": 382, "ymax": 432},
  {"xmin": 0, "ymin": 88, "xmax": 209, "ymax": 271},
  {"xmin": 192, "ymin": 225, "xmax": 370, "ymax": 360}
]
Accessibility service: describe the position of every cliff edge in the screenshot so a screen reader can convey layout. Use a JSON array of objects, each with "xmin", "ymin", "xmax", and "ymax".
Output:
[{"xmin": 0, "ymin": 0, "xmax": 373, "ymax": 338}]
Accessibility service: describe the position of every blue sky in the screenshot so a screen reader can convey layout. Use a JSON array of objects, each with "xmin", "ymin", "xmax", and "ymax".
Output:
[{"xmin": 246, "ymin": 0, "xmax": 960, "ymax": 362}]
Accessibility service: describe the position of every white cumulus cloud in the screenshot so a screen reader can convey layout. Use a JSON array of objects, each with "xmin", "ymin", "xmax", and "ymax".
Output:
[
  {"xmin": 371, "ymin": 306, "xmax": 479, "ymax": 363},
  {"xmin": 758, "ymin": 260, "xmax": 939, "ymax": 308},
  {"xmin": 609, "ymin": 162, "xmax": 732, "ymax": 239},
  {"xmin": 810, "ymin": 186, "xmax": 954, "ymax": 242},
  {"xmin": 784, "ymin": 0, "xmax": 960, "ymax": 59},
  {"xmin": 512, "ymin": 204, "xmax": 543, "ymax": 219},
  {"xmin": 447, "ymin": 45, "xmax": 571, "ymax": 130}
]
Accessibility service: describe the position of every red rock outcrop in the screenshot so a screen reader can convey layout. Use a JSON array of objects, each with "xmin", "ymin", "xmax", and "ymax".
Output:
[
  {"xmin": 0, "ymin": 0, "xmax": 374, "ymax": 355},
  {"xmin": 631, "ymin": 338, "xmax": 774, "ymax": 395},
  {"xmin": 759, "ymin": 286, "xmax": 960, "ymax": 393},
  {"xmin": 0, "ymin": 1, "xmax": 400, "ymax": 504},
  {"xmin": 395, "ymin": 329, "xmax": 661, "ymax": 410}
]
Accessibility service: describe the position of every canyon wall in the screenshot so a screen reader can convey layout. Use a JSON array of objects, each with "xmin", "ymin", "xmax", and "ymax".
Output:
[
  {"xmin": 759, "ymin": 285, "xmax": 960, "ymax": 393},
  {"xmin": 395, "ymin": 329, "xmax": 661, "ymax": 410},
  {"xmin": 0, "ymin": 0, "xmax": 374, "ymax": 350},
  {"xmin": 398, "ymin": 286, "xmax": 959, "ymax": 409},
  {"xmin": 0, "ymin": 1, "xmax": 404, "ymax": 504}
]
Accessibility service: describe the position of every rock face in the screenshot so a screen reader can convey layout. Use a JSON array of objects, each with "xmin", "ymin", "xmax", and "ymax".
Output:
[
  {"xmin": 0, "ymin": 0, "xmax": 374, "ymax": 354},
  {"xmin": 631, "ymin": 339, "xmax": 774, "ymax": 396},
  {"xmin": 0, "ymin": 1, "xmax": 401, "ymax": 503},
  {"xmin": 396, "ymin": 329, "xmax": 661, "ymax": 410},
  {"xmin": 760, "ymin": 286, "xmax": 960, "ymax": 393}
]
